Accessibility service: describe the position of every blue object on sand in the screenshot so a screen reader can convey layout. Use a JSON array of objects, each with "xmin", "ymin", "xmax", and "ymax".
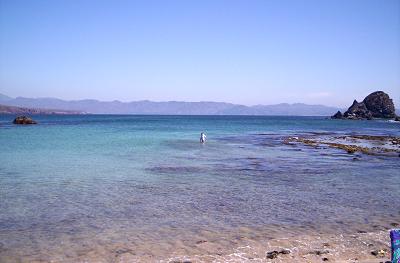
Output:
[{"xmin": 391, "ymin": 229, "xmax": 400, "ymax": 263}]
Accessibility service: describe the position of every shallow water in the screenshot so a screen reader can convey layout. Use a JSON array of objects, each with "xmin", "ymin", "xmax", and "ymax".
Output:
[{"xmin": 0, "ymin": 115, "xmax": 399, "ymax": 262}]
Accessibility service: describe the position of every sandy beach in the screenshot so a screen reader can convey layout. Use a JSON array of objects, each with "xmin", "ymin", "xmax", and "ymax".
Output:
[
  {"xmin": 0, "ymin": 226, "xmax": 395, "ymax": 262},
  {"xmin": 163, "ymin": 230, "xmax": 393, "ymax": 263}
]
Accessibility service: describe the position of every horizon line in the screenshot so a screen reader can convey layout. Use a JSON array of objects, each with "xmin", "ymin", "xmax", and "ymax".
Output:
[{"xmin": 1, "ymin": 93, "xmax": 344, "ymax": 108}]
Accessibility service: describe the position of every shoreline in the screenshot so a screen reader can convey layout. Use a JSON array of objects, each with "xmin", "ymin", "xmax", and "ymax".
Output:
[
  {"xmin": 163, "ymin": 230, "xmax": 393, "ymax": 263},
  {"xmin": 1, "ymin": 227, "xmax": 395, "ymax": 262}
]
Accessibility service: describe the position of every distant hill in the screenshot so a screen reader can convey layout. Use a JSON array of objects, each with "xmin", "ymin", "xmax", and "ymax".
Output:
[
  {"xmin": 0, "ymin": 93, "xmax": 341, "ymax": 116},
  {"xmin": 0, "ymin": 104, "xmax": 83, "ymax": 115},
  {"xmin": 0, "ymin": 93, "xmax": 12, "ymax": 101}
]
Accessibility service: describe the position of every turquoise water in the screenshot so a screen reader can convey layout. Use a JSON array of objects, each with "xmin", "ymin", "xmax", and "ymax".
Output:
[{"xmin": 0, "ymin": 115, "xmax": 399, "ymax": 261}]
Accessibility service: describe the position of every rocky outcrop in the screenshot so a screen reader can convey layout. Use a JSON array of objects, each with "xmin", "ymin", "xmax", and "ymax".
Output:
[
  {"xmin": 363, "ymin": 91, "xmax": 396, "ymax": 118},
  {"xmin": 13, "ymin": 116, "xmax": 37, "ymax": 124},
  {"xmin": 343, "ymin": 100, "xmax": 373, "ymax": 120},
  {"xmin": 332, "ymin": 111, "xmax": 343, "ymax": 119},
  {"xmin": 332, "ymin": 91, "xmax": 396, "ymax": 120}
]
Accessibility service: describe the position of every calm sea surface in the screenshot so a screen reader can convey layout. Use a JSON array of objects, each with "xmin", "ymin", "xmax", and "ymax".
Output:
[{"xmin": 0, "ymin": 115, "xmax": 399, "ymax": 261}]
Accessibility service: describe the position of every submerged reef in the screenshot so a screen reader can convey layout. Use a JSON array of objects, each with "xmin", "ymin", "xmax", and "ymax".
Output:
[{"xmin": 284, "ymin": 134, "xmax": 400, "ymax": 156}]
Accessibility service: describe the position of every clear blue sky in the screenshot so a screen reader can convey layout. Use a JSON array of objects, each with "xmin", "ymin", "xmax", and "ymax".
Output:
[{"xmin": 0, "ymin": 0, "xmax": 399, "ymax": 107}]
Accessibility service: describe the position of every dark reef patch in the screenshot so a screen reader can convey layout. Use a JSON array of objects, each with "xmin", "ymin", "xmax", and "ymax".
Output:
[{"xmin": 146, "ymin": 166, "xmax": 204, "ymax": 174}]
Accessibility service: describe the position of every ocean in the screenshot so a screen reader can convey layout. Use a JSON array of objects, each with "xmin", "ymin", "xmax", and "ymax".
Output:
[{"xmin": 0, "ymin": 115, "xmax": 399, "ymax": 262}]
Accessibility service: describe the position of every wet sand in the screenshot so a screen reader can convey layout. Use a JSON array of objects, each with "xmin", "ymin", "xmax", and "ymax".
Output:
[
  {"xmin": 0, "ymin": 227, "xmax": 395, "ymax": 262},
  {"xmin": 164, "ymin": 230, "xmax": 392, "ymax": 263}
]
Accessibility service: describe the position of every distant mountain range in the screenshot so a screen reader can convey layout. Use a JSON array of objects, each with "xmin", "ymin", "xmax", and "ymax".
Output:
[
  {"xmin": 0, "ymin": 104, "xmax": 82, "ymax": 115},
  {"xmin": 0, "ymin": 93, "xmax": 343, "ymax": 116}
]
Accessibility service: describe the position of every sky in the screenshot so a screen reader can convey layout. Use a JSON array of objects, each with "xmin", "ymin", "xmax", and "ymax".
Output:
[{"xmin": 0, "ymin": 0, "xmax": 399, "ymax": 107}]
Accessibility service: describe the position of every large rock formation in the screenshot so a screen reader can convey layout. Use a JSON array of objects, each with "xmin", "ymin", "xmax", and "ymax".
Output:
[
  {"xmin": 363, "ymin": 91, "xmax": 396, "ymax": 118},
  {"xmin": 332, "ymin": 91, "xmax": 396, "ymax": 120},
  {"xmin": 13, "ymin": 116, "xmax": 37, "ymax": 124}
]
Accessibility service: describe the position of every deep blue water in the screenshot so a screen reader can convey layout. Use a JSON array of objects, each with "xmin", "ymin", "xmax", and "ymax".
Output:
[{"xmin": 0, "ymin": 115, "xmax": 399, "ymax": 261}]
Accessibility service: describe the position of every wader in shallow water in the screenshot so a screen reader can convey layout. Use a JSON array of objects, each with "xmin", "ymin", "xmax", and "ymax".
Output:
[{"xmin": 200, "ymin": 133, "xmax": 206, "ymax": 143}]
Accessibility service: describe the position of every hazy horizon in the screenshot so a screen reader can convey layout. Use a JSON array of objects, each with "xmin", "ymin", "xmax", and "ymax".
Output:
[{"xmin": 1, "ymin": 0, "xmax": 399, "ymax": 108}]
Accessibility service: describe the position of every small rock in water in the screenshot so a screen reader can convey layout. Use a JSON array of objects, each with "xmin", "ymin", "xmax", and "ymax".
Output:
[
  {"xmin": 280, "ymin": 249, "xmax": 290, "ymax": 254},
  {"xmin": 331, "ymin": 111, "xmax": 343, "ymax": 119},
  {"xmin": 266, "ymin": 251, "xmax": 279, "ymax": 259},
  {"xmin": 371, "ymin": 249, "xmax": 387, "ymax": 257},
  {"xmin": 266, "ymin": 249, "xmax": 290, "ymax": 259},
  {"xmin": 309, "ymin": 250, "xmax": 329, "ymax": 256},
  {"xmin": 13, "ymin": 116, "xmax": 37, "ymax": 125},
  {"xmin": 114, "ymin": 248, "xmax": 135, "ymax": 256}
]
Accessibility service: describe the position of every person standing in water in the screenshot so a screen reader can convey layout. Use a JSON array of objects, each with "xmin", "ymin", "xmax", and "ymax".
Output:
[{"xmin": 200, "ymin": 132, "xmax": 206, "ymax": 143}]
